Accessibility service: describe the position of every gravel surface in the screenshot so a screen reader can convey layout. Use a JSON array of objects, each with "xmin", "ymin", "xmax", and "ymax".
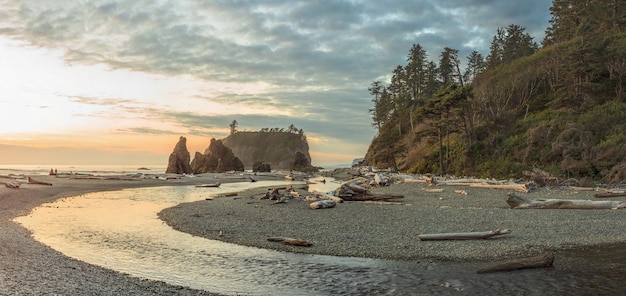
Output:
[
  {"xmin": 2, "ymin": 172, "xmax": 625, "ymax": 294},
  {"xmin": 159, "ymin": 181, "xmax": 626, "ymax": 262}
]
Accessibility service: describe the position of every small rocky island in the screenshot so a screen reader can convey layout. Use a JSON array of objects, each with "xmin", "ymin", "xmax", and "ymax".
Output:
[{"xmin": 166, "ymin": 125, "xmax": 317, "ymax": 174}]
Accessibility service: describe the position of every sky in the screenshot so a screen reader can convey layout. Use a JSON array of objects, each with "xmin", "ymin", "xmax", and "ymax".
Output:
[{"xmin": 0, "ymin": 0, "xmax": 553, "ymax": 168}]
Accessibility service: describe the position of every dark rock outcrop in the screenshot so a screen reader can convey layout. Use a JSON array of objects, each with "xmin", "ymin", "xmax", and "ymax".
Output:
[
  {"xmin": 191, "ymin": 138, "xmax": 244, "ymax": 173},
  {"xmin": 291, "ymin": 151, "xmax": 313, "ymax": 172},
  {"xmin": 222, "ymin": 131, "xmax": 313, "ymax": 170},
  {"xmin": 165, "ymin": 136, "xmax": 192, "ymax": 174},
  {"xmin": 252, "ymin": 161, "xmax": 271, "ymax": 172}
]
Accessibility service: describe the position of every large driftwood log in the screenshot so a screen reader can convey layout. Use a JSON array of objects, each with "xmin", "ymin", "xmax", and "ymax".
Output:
[
  {"xmin": 27, "ymin": 177, "xmax": 53, "ymax": 186},
  {"xmin": 477, "ymin": 252, "xmax": 555, "ymax": 273},
  {"xmin": 418, "ymin": 229, "xmax": 511, "ymax": 241},
  {"xmin": 507, "ymin": 193, "xmax": 626, "ymax": 209},
  {"xmin": 469, "ymin": 183, "xmax": 529, "ymax": 193},
  {"xmin": 3, "ymin": 182, "xmax": 20, "ymax": 189},
  {"xmin": 594, "ymin": 191, "xmax": 626, "ymax": 198},
  {"xmin": 267, "ymin": 237, "xmax": 312, "ymax": 247}
]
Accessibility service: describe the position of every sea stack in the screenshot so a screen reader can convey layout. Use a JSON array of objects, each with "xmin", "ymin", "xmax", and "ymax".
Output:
[
  {"xmin": 165, "ymin": 136, "xmax": 193, "ymax": 174},
  {"xmin": 190, "ymin": 138, "xmax": 244, "ymax": 173}
]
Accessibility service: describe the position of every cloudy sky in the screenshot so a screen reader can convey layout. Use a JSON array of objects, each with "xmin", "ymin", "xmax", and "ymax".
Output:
[{"xmin": 0, "ymin": 0, "xmax": 552, "ymax": 168}]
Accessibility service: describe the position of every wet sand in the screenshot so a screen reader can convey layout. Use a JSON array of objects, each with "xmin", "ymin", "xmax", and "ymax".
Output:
[{"xmin": 0, "ymin": 174, "xmax": 244, "ymax": 295}]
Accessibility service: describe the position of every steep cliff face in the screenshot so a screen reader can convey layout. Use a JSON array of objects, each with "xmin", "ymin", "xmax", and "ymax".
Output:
[
  {"xmin": 191, "ymin": 138, "xmax": 244, "ymax": 173},
  {"xmin": 165, "ymin": 136, "xmax": 192, "ymax": 174},
  {"xmin": 221, "ymin": 131, "xmax": 312, "ymax": 170}
]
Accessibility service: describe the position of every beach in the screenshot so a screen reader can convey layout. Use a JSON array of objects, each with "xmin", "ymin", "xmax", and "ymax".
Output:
[
  {"xmin": 159, "ymin": 179, "xmax": 626, "ymax": 262},
  {"xmin": 0, "ymin": 174, "xmax": 232, "ymax": 295},
  {"xmin": 2, "ymin": 172, "xmax": 625, "ymax": 294}
]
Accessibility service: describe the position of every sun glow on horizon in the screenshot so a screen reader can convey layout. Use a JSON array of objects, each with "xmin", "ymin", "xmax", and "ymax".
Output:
[{"xmin": 0, "ymin": 36, "xmax": 294, "ymax": 163}]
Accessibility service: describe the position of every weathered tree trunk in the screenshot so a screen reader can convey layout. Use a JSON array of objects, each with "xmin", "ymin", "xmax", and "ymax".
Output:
[
  {"xmin": 507, "ymin": 193, "xmax": 626, "ymax": 209},
  {"xmin": 594, "ymin": 192, "xmax": 626, "ymax": 198},
  {"xmin": 418, "ymin": 229, "xmax": 511, "ymax": 241},
  {"xmin": 477, "ymin": 252, "xmax": 555, "ymax": 273},
  {"xmin": 267, "ymin": 237, "xmax": 312, "ymax": 247},
  {"xmin": 3, "ymin": 182, "xmax": 20, "ymax": 189},
  {"xmin": 470, "ymin": 183, "xmax": 529, "ymax": 193},
  {"xmin": 27, "ymin": 177, "xmax": 53, "ymax": 186}
]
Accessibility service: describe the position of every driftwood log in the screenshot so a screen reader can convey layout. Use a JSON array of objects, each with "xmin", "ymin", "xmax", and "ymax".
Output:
[
  {"xmin": 27, "ymin": 177, "xmax": 53, "ymax": 186},
  {"xmin": 3, "ymin": 182, "xmax": 20, "ymax": 189},
  {"xmin": 260, "ymin": 187, "xmax": 287, "ymax": 200},
  {"xmin": 267, "ymin": 237, "xmax": 312, "ymax": 247},
  {"xmin": 418, "ymin": 229, "xmax": 511, "ymax": 241},
  {"xmin": 335, "ymin": 183, "xmax": 403, "ymax": 201},
  {"xmin": 506, "ymin": 193, "xmax": 626, "ymax": 209},
  {"xmin": 477, "ymin": 252, "xmax": 555, "ymax": 273},
  {"xmin": 308, "ymin": 191, "xmax": 343, "ymax": 203},
  {"xmin": 422, "ymin": 188, "xmax": 444, "ymax": 193},
  {"xmin": 594, "ymin": 192, "xmax": 626, "ymax": 198},
  {"xmin": 468, "ymin": 183, "xmax": 529, "ymax": 193}
]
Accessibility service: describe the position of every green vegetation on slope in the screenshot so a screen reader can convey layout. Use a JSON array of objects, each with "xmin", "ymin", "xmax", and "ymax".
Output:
[{"xmin": 365, "ymin": 0, "xmax": 626, "ymax": 182}]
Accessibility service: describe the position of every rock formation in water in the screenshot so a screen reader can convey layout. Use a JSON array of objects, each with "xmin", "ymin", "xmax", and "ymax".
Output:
[
  {"xmin": 165, "ymin": 136, "xmax": 193, "ymax": 174},
  {"xmin": 291, "ymin": 151, "xmax": 312, "ymax": 172},
  {"xmin": 190, "ymin": 138, "xmax": 244, "ymax": 173},
  {"xmin": 222, "ymin": 131, "xmax": 315, "ymax": 171}
]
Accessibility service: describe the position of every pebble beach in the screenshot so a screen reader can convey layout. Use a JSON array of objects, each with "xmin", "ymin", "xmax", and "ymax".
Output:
[
  {"xmin": 1, "ymin": 171, "xmax": 625, "ymax": 294},
  {"xmin": 158, "ymin": 180, "xmax": 626, "ymax": 262}
]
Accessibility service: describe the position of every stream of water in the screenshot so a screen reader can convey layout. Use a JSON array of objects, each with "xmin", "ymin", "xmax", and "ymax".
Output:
[{"xmin": 15, "ymin": 180, "xmax": 626, "ymax": 295}]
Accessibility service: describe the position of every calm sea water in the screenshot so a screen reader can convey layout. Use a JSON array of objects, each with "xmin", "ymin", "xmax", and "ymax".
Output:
[
  {"xmin": 0, "ymin": 164, "xmax": 166, "ymax": 176},
  {"xmin": 15, "ymin": 181, "xmax": 626, "ymax": 295}
]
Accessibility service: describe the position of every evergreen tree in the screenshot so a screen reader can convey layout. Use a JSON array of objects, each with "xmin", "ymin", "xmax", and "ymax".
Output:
[
  {"xmin": 464, "ymin": 50, "xmax": 486, "ymax": 84},
  {"xmin": 229, "ymin": 120, "xmax": 238, "ymax": 135},
  {"xmin": 405, "ymin": 43, "xmax": 428, "ymax": 102},
  {"xmin": 368, "ymin": 80, "xmax": 385, "ymax": 130}
]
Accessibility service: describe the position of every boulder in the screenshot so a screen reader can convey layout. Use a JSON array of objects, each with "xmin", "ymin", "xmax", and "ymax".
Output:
[
  {"xmin": 165, "ymin": 136, "xmax": 193, "ymax": 174},
  {"xmin": 253, "ymin": 161, "xmax": 272, "ymax": 172}
]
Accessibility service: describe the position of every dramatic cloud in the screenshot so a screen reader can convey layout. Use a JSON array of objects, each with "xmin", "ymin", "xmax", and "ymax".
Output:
[{"xmin": 0, "ymin": 0, "xmax": 552, "ymax": 166}]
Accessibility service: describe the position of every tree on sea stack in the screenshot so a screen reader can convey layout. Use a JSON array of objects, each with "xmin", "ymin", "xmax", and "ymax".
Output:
[{"xmin": 229, "ymin": 120, "xmax": 238, "ymax": 135}]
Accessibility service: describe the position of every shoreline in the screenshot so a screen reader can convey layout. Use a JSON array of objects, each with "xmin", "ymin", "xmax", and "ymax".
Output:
[
  {"xmin": 0, "ymin": 173, "xmax": 248, "ymax": 295},
  {"xmin": 2, "ymin": 173, "xmax": 625, "ymax": 294}
]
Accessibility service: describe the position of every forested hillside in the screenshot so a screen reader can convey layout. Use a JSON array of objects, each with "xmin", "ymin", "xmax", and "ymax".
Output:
[{"xmin": 364, "ymin": 0, "xmax": 626, "ymax": 183}]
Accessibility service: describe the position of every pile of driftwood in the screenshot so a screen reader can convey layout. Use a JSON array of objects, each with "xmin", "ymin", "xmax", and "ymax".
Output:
[{"xmin": 334, "ymin": 181, "xmax": 403, "ymax": 201}]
